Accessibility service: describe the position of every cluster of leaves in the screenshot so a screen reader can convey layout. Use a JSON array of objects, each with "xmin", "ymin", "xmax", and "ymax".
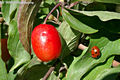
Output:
[{"xmin": 0, "ymin": 0, "xmax": 120, "ymax": 80}]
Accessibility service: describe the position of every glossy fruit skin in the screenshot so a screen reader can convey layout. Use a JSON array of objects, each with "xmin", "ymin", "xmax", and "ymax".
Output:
[
  {"xmin": 31, "ymin": 24, "xmax": 61, "ymax": 62},
  {"xmin": 91, "ymin": 46, "xmax": 100, "ymax": 58}
]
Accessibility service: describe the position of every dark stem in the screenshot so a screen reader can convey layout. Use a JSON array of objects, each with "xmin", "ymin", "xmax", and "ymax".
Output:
[
  {"xmin": 43, "ymin": 2, "xmax": 62, "ymax": 24},
  {"xmin": 42, "ymin": 67, "xmax": 55, "ymax": 80},
  {"xmin": 42, "ymin": 59, "xmax": 60, "ymax": 80}
]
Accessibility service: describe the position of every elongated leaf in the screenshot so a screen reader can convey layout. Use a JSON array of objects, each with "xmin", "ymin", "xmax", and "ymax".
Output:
[
  {"xmin": 19, "ymin": 65, "xmax": 49, "ymax": 80},
  {"xmin": 59, "ymin": 21, "xmax": 81, "ymax": 51},
  {"xmin": 95, "ymin": 66, "xmax": 120, "ymax": 80},
  {"xmin": 7, "ymin": 20, "xmax": 30, "ymax": 71},
  {"xmin": 0, "ymin": 24, "xmax": 1, "ymax": 56},
  {"xmin": 45, "ymin": 0, "xmax": 56, "ymax": 5},
  {"xmin": 62, "ymin": 9, "xmax": 98, "ymax": 34},
  {"xmin": 67, "ymin": 9, "xmax": 120, "ymax": 21},
  {"xmin": 2, "ymin": 0, "xmax": 20, "ymax": 24},
  {"xmin": 17, "ymin": 0, "xmax": 41, "ymax": 52},
  {"xmin": 66, "ymin": 30, "xmax": 120, "ymax": 80},
  {"xmin": 58, "ymin": 34, "xmax": 70, "ymax": 60},
  {"xmin": 15, "ymin": 58, "xmax": 50, "ymax": 80},
  {"xmin": 0, "ymin": 22, "xmax": 7, "ymax": 80},
  {"xmin": 58, "ymin": 21, "xmax": 81, "ymax": 59},
  {"xmin": 83, "ymin": 57, "xmax": 114, "ymax": 80},
  {"xmin": 66, "ymin": 9, "xmax": 120, "ymax": 34},
  {"xmin": 47, "ymin": 72, "xmax": 58, "ymax": 80},
  {"xmin": 72, "ymin": 0, "xmax": 120, "ymax": 4},
  {"xmin": 103, "ymin": 20, "xmax": 120, "ymax": 34},
  {"xmin": 95, "ymin": 0, "xmax": 120, "ymax": 4},
  {"xmin": 8, "ymin": 71, "xmax": 17, "ymax": 80},
  {"xmin": 0, "ymin": 58, "xmax": 7, "ymax": 80}
]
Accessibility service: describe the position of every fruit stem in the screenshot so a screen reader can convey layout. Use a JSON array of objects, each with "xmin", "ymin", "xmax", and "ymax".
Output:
[{"xmin": 43, "ymin": 2, "xmax": 62, "ymax": 24}]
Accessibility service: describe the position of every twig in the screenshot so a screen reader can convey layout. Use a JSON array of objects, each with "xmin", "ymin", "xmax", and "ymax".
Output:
[
  {"xmin": 0, "ymin": 12, "xmax": 2, "ymax": 14},
  {"xmin": 112, "ymin": 60, "xmax": 120, "ymax": 67},
  {"xmin": 56, "ymin": 9, "xmax": 59, "ymax": 20},
  {"xmin": 78, "ymin": 44, "xmax": 87, "ymax": 50},
  {"xmin": 78, "ymin": 44, "xmax": 120, "ymax": 67},
  {"xmin": 42, "ymin": 67, "xmax": 55, "ymax": 80},
  {"xmin": 0, "ymin": 4, "xmax": 2, "ymax": 8},
  {"xmin": 48, "ymin": 20, "xmax": 61, "ymax": 25},
  {"xmin": 59, "ymin": 66, "xmax": 67, "ymax": 72},
  {"xmin": 42, "ymin": 59, "xmax": 60, "ymax": 80},
  {"xmin": 43, "ymin": 2, "xmax": 62, "ymax": 24}
]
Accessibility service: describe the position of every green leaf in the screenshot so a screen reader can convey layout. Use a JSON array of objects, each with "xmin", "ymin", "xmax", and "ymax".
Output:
[
  {"xmin": 83, "ymin": 57, "xmax": 114, "ymax": 80},
  {"xmin": 58, "ymin": 21, "xmax": 81, "ymax": 59},
  {"xmin": 94, "ymin": 0, "xmax": 120, "ymax": 4},
  {"xmin": 45, "ymin": 0, "xmax": 56, "ymax": 5},
  {"xmin": 85, "ymin": 2, "xmax": 106, "ymax": 11},
  {"xmin": 1, "ymin": 24, "xmax": 8, "ymax": 39},
  {"xmin": 0, "ymin": 24, "xmax": 1, "ymax": 56},
  {"xmin": 94, "ymin": 66, "xmax": 120, "ymax": 80},
  {"xmin": 66, "ymin": 30, "xmax": 120, "ymax": 80},
  {"xmin": 58, "ymin": 34, "xmax": 70, "ymax": 60},
  {"xmin": 15, "ymin": 56, "xmax": 57, "ymax": 80},
  {"xmin": 71, "ymin": 0, "xmax": 120, "ymax": 4},
  {"xmin": 0, "ymin": 22, "xmax": 7, "ymax": 80},
  {"xmin": 63, "ymin": 48, "xmax": 88, "ymax": 80},
  {"xmin": 59, "ymin": 21, "xmax": 81, "ymax": 52},
  {"xmin": 47, "ymin": 72, "xmax": 58, "ymax": 80},
  {"xmin": 16, "ymin": 61, "xmax": 50, "ymax": 80},
  {"xmin": 103, "ymin": 20, "xmax": 120, "ymax": 34},
  {"xmin": 8, "ymin": 71, "xmax": 17, "ymax": 80},
  {"xmin": 0, "ymin": 58, "xmax": 7, "ymax": 80},
  {"xmin": 17, "ymin": 0, "xmax": 41, "ymax": 52},
  {"xmin": 62, "ymin": 9, "xmax": 98, "ymax": 34},
  {"xmin": 2, "ymin": 0, "xmax": 20, "ymax": 24},
  {"xmin": 7, "ymin": 20, "xmax": 31, "ymax": 71},
  {"xmin": 17, "ymin": 57, "xmax": 41, "ymax": 75},
  {"xmin": 116, "ymin": 4, "xmax": 120, "ymax": 12},
  {"xmin": 20, "ymin": 65, "xmax": 50, "ymax": 80},
  {"xmin": 15, "ymin": 57, "xmax": 38, "ymax": 79},
  {"xmin": 71, "ymin": 0, "xmax": 93, "ymax": 3},
  {"xmin": 67, "ymin": 9, "xmax": 120, "ymax": 21},
  {"xmin": 66, "ymin": 9, "xmax": 120, "ymax": 34},
  {"xmin": 0, "ymin": 24, "xmax": 8, "ymax": 80}
]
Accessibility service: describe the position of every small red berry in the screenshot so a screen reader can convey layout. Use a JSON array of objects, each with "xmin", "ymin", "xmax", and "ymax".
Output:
[
  {"xmin": 31, "ymin": 24, "xmax": 61, "ymax": 62},
  {"xmin": 91, "ymin": 46, "xmax": 100, "ymax": 58}
]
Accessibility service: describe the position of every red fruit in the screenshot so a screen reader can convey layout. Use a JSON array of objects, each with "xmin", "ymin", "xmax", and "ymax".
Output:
[
  {"xmin": 31, "ymin": 24, "xmax": 61, "ymax": 62},
  {"xmin": 91, "ymin": 46, "xmax": 100, "ymax": 58}
]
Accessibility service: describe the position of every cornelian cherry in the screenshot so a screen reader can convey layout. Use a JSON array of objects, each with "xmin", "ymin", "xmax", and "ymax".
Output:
[{"xmin": 31, "ymin": 24, "xmax": 61, "ymax": 62}]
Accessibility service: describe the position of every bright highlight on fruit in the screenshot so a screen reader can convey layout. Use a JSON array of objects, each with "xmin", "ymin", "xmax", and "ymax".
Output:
[{"xmin": 31, "ymin": 24, "xmax": 62, "ymax": 62}]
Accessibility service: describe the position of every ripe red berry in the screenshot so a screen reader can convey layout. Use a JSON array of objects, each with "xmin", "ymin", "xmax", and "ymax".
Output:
[
  {"xmin": 31, "ymin": 24, "xmax": 61, "ymax": 62},
  {"xmin": 91, "ymin": 46, "xmax": 100, "ymax": 58}
]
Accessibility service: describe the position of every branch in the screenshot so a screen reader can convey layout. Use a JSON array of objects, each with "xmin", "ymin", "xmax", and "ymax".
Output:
[
  {"xmin": 43, "ymin": 2, "xmax": 61, "ymax": 24},
  {"xmin": 42, "ymin": 59, "xmax": 60, "ymax": 80},
  {"xmin": 112, "ymin": 60, "xmax": 120, "ymax": 67},
  {"xmin": 42, "ymin": 66, "xmax": 55, "ymax": 80},
  {"xmin": 78, "ymin": 44, "xmax": 87, "ymax": 50}
]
